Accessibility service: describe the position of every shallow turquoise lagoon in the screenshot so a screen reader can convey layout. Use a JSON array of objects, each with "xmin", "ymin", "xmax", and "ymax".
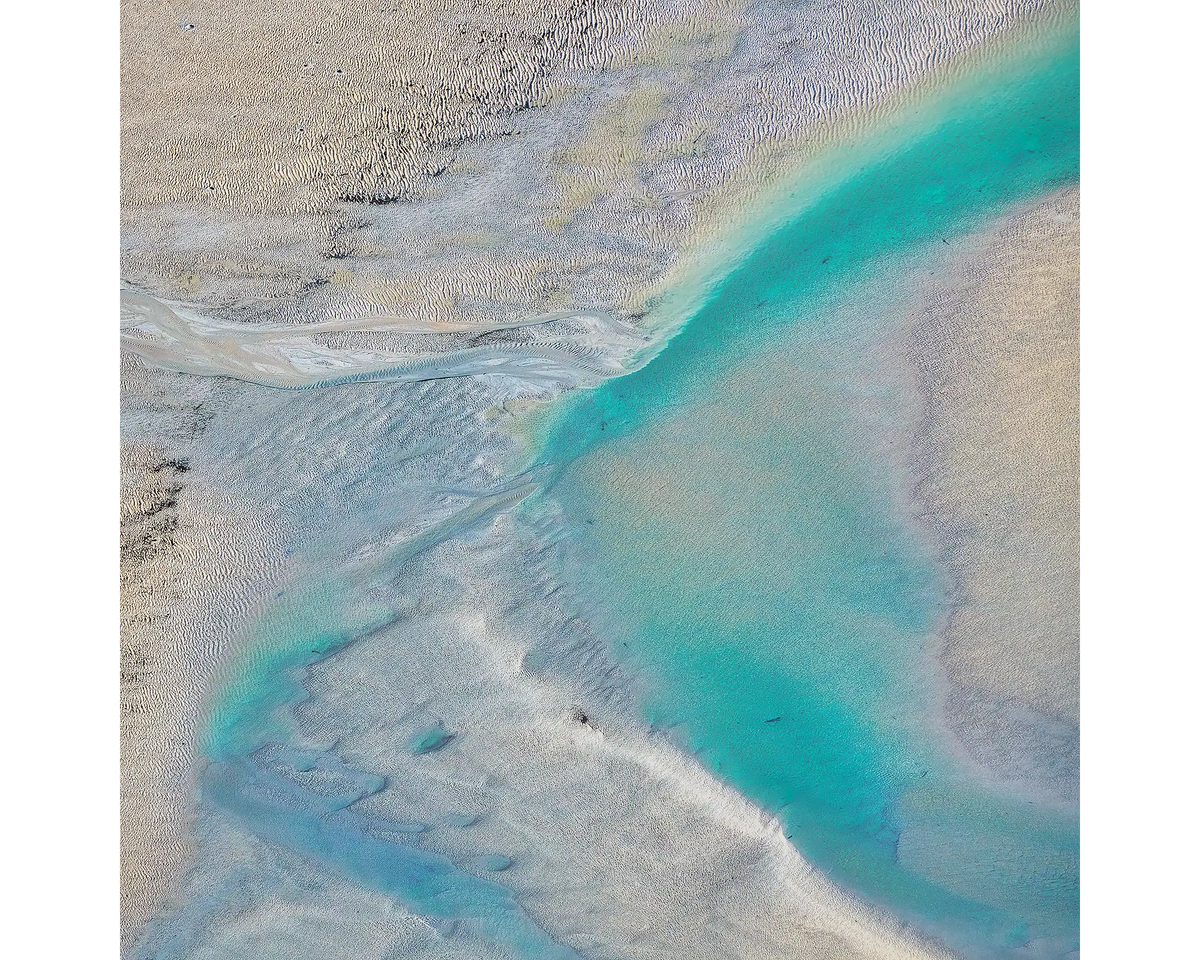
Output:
[{"xmin": 534, "ymin": 25, "xmax": 1079, "ymax": 960}]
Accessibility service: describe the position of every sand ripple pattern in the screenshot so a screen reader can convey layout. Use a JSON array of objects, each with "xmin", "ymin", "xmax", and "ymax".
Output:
[
  {"xmin": 122, "ymin": 0, "xmax": 1068, "ymax": 330},
  {"xmin": 127, "ymin": 367, "xmax": 952, "ymax": 960},
  {"xmin": 121, "ymin": 0, "xmax": 1077, "ymax": 955},
  {"xmin": 122, "ymin": 289, "xmax": 639, "ymax": 390}
]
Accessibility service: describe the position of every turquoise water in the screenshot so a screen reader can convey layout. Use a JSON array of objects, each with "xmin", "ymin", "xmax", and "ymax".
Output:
[
  {"xmin": 201, "ymin": 756, "xmax": 578, "ymax": 960},
  {"xmin": 190, "ymin": 19, "xmax": 1079, "ymax": 960},
  {"xmin": 196, "ymin": 483, "xmax": 579, "ymax": 960},
  {"xmin": 203, "ymin": 480, "xmax": 535, "ymax": 760},
  {"xmin": 533, "ymin": 23, "xmax": 1079, "ymax": 960}
]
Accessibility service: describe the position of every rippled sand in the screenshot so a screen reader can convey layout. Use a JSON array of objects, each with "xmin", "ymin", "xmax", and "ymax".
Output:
[
  {"xmin": 123, "ymin": 360, "xmax": 964, "ymax": 960},
  {"xmin": 122, "ymin": 0, "xmax": 1078, "ymax": 956},
  {"xmin": 908, "ymin": 187, "xmax": 1080, "ymax": 806},
  {"xmin": 122, "ymin": 0, "xmax": 1068, "ymax": 328}
]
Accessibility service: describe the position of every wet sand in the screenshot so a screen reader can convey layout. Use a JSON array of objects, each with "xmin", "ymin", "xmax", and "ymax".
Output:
[
  {"xmin": 120, "ymin": 354, "xmax": 295, "ymax": 950},
  {"xmin": 908, "ymin": 187, "xmax": 1079, "ymax": 805},
  {"xmin": 121, "ymin": 1, "xmax": 1079, "ymax": 955}
]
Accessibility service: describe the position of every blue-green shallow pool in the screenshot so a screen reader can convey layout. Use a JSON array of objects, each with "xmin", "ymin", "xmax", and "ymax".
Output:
[{"xmin": 531, "ymin": 24, "xmax": 1079, "ymax": 960}]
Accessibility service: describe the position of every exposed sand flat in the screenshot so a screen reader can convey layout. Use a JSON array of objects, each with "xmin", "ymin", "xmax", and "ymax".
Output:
[
  {"xmin": 908, "ymin": 187, "xmax": 1079, "ymax": 802},
  {"xmin": 121, "ymin": 354, "xmax": 294, "ymax": 950},
  {"xmin": 122, "ymin": 1, "xmax": 1078, "ymax": 954},
  {"xmin": 120, "ymin": 0, "xmax": 1078, "ymax": 388},
  {"xmin": 120, "ymin": 440, "xmax": 194, "ymax": 952},
  {"xmin": 122, "ymin": 0, "xmax": 1069, "ymax": 329},
  {"xmin": 120, "ymin": 342, "xmax": 962, "ymax": 960}
]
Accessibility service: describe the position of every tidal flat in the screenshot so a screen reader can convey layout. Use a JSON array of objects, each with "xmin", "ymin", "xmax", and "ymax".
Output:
[{"xmin": 121, "ymin": 2, "xmax": 1080, "ymax": 958}]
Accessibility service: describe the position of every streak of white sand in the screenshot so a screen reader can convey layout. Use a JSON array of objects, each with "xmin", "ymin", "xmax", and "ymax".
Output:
[
  {"xmin": 121, "ymin": 289, "xmax": 641, "ymax": 390},
  {"xmin": 261, "ymin": 516, "xmax": 954, "ymax": 960}
]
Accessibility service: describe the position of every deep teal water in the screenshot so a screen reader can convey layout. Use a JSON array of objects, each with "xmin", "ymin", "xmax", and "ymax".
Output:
[{"xmin": 533, "ymin": 24, "xmax": 1079, "ymax": 960}]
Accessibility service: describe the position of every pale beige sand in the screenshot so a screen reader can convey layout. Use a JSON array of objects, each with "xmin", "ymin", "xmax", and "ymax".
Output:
[
  {"xmin": 121, "ymin": 350, "xmax": 959, "ymax": 960},
  {"xmin": 122, "ymin": 0, "xmax": 1064, "ymax": 328},
  {"xmin": 908, "ymin": 187, "xmax": 1079, "ymax": 801},
  {"xmin": 122, "ymin": 1, "xmax": 1077, "ymax": 953},
  {"xmin": 120, "ymin": 354, "xmax": 292, "ymax": 950},
  {"xmin": 120, "ymin": 440, "xmax": 194, "ymax": 952}
]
